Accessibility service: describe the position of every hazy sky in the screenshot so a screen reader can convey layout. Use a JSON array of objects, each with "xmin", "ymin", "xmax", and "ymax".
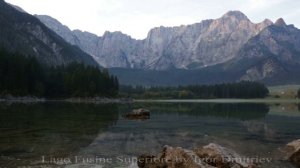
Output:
[{"xmin": 5, "ymin": 0, "xmax": 300, "ymax": 39}]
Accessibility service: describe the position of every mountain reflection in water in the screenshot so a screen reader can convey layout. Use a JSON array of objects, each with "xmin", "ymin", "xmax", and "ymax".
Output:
[
  {"xmin": 0, "ymin": 102, "xmax": 299, "ymax": 168},
  {"xmin": 0, "ymin": 103, "xmax": 119, "ymax": 167}
]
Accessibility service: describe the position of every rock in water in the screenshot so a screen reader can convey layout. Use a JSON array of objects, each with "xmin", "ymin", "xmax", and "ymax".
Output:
[
  {"xmin": 137, "ymin": 146, "xmax": 212, "ymax": 168},
  {"xmin": 138, "ymin": 144, "xmax": 255, "ymax": 168},
  {"xmin": 282, "ymin": 139, "xmax": 300, "ymax": 167},
  {"xmin": 132, "ymin": 108, "xmax": 150, "ymax": 114},
  {"xmin": 124, "ymin": 108, "xmax": 150, "ymax": 120},
  {"xmin": 194, "ymin": 143, "xmax": 254, "ymax": 168}
]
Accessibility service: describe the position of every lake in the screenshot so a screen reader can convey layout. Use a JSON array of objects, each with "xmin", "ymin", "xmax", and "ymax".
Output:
[{"xmin": 0, "ymin": 102, "xmax": 300, "ymax": 168}]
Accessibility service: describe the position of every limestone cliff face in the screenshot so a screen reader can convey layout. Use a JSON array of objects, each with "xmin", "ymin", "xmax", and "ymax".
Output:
[
  {"xmin": 72, "ymin": 30, "xmax": 99, "ymax": 58},
  {"xmin": 6, "ymin": 0, "xmax": 300, "ymax": 84},
  {"xmin": 34, "ymin": 10, "xmax": 300, "ymax": 83},
  {"xmin": 236, "ymin": 18, "xmax": 300, "ymax": 80},
  {"xmin": 142, "ymin": 11, "xmax": 273, "ymax": 70},
  {"xmin": 35, "ymin": 15, "xmax": 80, "ymax": 46},
  {"xmin": 97, "ymin": 31, "xmax": 142, "ymax": 68},
  {"xmin": 36, "ymin": 15, "xmax": 141, "ymax": 68},
  {"xmin": 240, "ymin": 58, "xmax": 285, "ymax": 81},
  {"xmin": 36, "ymin": 11, "xmax": 273, "ymax": 69},
  {"xmin": 240, "ymin": 19, "xmax": 300, "ymax": 64}
]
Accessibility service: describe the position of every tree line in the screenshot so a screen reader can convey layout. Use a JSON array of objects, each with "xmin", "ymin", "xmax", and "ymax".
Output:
[
  {"xmin": 0, "ymin": 50, "xmax": 119, "ymax": 98},
  {"xmin": 120, "ymin": 81, "xmax": 269, "ymax": 99}
]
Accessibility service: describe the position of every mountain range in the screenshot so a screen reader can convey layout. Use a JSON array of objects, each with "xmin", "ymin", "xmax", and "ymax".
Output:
[
  {"xmin": 0, "ymin": 0, "xmax": 97, "ymax": 66},
  {"xmin": 2, "ymin": 0, "xmax": 300, "ymax": 85},
  {"xmin": 36, "ymin": 11, "xmax": 275, "ymax": 70}
]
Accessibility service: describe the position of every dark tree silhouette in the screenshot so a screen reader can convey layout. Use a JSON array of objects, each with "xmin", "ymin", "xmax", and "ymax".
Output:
[
  {"xmin": 120, "ymin": 81, "xmax": 269, "ymax": 99},
  {"xmin": 0, "ymin": 49, "xmax": 119, "ymax": 98}
]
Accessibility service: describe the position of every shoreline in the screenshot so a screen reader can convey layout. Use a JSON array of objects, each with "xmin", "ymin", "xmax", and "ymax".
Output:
[
  {"xmin": 134, "ymin": 98, "xmax": 300, "ymax": 104},
  {"xmin": 0, "ymin": 97, "xmax": 299, "ymax": 104},
  {"xmin": 0, "ymin": 97, "xmax": 133, "ymax": 104}
]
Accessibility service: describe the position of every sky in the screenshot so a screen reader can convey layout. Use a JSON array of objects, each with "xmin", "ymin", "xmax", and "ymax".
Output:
[{"xmin": 5, "ymin": 0, "xmax": 300, "ymax": 39}]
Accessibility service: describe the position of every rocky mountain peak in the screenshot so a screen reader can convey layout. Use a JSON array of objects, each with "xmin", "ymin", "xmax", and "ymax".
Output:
[
  {"xmin": 103, "ymin": 31, "xmax": 134, "ymax": 41},
  {"xmin": 36, "ymin": 15, "xmax": 64, "ymax": 27},
  {"xmin": 73, "ymin": 29, "xmax": 99, "ymax": 38},
  {"xmin": 275, "ymin": 18, "xmax": 287, "ymax": 26},
  {"xmin": 103, "ymin": 31, "xmax": 124, "ymax": 37},
  {"xmin": 8, "ymin": 3, "xmax": 27, "ymax": 13},
  {"xmin": 102, "ymin": 31, "xmax": 135, "ymax": 43},
  {"xmin": 262, "ymin": 19, "xmax": 273, "ymax": 25},
  {"xmin": 222, "ymin": 11, "xmax": 249, "ymax": 21},
  {"xmin": 256, "ymin": 19, "xmax": 273, "ymax": 31},
  {"xmin": 36, "ymin": 9, "xmax": 299, "ymax": 75}
]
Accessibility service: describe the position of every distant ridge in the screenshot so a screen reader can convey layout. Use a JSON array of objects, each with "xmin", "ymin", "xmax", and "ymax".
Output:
[
  {"xmin": 0, "ymin": 0, "xmax": 98, "ymax": 66},
  {"xmin": 36, "ymin": 10, "xmax": 275, "ymax": 70},
  {"xmin": 6, "ymin": 1, "xmax": 300, "ymax": 85}
]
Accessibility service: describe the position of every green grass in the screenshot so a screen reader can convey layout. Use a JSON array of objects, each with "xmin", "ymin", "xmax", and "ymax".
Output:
[{"xmin": 268, "ymin": 85, "xmax": 300, "ymax": 99}]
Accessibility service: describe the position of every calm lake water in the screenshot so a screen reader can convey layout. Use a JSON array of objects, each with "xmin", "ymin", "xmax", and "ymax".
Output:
[{"xmin": 0, "ymin": 102, "xmax": 300, "ymax": 168}]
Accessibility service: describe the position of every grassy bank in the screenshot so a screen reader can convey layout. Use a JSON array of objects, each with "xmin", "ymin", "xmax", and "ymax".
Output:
[{"xmin": 268, "ymin": 85, "xmax": 300, "ymax": 99}]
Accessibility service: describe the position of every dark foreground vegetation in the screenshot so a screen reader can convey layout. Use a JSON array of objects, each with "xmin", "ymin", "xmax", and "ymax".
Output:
[
  {"xmin": 298, "ymin": 88, "xmax": 300, "ymax": 98},
  {"xmin": 0, "ymin": 50, "xmax": 119, "ymax": 98},
  {"xmin": 120, "ymin": 81, "xmax": 269, "ymax": 99}
]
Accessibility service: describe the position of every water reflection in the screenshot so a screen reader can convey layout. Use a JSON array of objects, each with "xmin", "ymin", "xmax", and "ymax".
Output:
[
  {"xmin": 77, "ymin": 103, "xmax": 270, "ymax": 165},
  {"xmin": 0, "ymin": 102, "xmax": 299, "ymax": 168},
  {"xmin": 0, "ymin": 103, "xmax": 119, "ymax": 167},
  {"xmin": 121, "ymin": 103, "xmax": 270, "ymax": 120}
]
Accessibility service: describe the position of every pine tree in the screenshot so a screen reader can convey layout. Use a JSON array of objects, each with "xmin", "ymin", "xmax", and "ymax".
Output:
[{"xmin": 0, "ymin": 50, "xmax": 119, "ymax": 98}]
